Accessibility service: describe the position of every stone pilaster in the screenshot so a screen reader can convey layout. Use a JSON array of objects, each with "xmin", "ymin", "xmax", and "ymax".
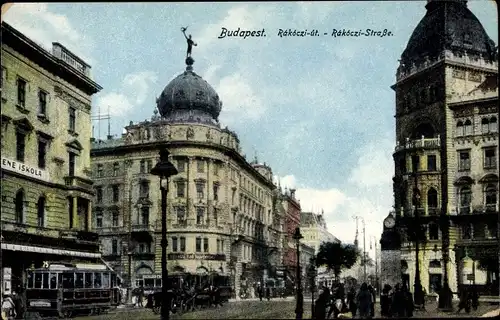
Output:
[{"xmin": 187, "ymin": 156, "xmax": 196, "ymax": 225}]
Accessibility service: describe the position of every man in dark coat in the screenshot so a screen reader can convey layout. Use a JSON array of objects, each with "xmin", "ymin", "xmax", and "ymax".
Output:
[
  {"xmin": 314, "ymin": 286, "xmax": 329, "ymax": 320},
  {"xmin": 368, "ymin": 285, "xmax": 376, "ymax": 318},
  {"xmin": 257, "ymin": 283, "xmax": 263, "ymax": 301},
  {"xmin": 402, "ymin": 285, "xmax": 414, "ymax": 317},
  {"xmin": 380, "ymin": 284, "xmax": 392, "ymax": 317},
  {"xmin": 391, "ymin": 284, "xmax": 406, "ymax": 317}
]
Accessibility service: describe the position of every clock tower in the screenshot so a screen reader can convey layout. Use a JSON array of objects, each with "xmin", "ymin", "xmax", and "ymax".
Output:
[{"xmin": 380, "ymin": 212, "xmax": 402, "ymax": 288}]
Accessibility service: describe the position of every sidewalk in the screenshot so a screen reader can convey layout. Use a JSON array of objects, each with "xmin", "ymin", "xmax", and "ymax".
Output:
[{"xmin": 481, "ymin": 308, "xmax": 500, "ymax": 318}]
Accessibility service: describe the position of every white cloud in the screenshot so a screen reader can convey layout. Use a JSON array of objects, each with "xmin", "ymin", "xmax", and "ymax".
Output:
[
  {"xmin": 349, "ymin": 137, "xmax": 394, "ymax": 188},
  {"xmin": 96, "ymin": 71, "xmax": 158, "ymax": 116},
  {"xmin": 3, "ymin": 3, "xmax": 93, "ymax": 64}
]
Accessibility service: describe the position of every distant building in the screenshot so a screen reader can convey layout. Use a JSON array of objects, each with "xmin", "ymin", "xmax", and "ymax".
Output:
[
  {"xmin": 1, "ymin": 22, "xmax": 102, "ymax": 295},
  {"xmin": 392, "ymin": 0, "xmax": 498, "ymax": 296},
  {"xmin": 90, "ymin": 56, "xmax": 279, "ymax": 300},
  {"xmin": 281, "ymin": 188, "xmax": 302, "ymax": 287}
]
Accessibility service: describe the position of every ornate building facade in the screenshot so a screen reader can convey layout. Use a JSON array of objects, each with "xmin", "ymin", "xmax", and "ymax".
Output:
[
  {"xmin": 90, "ymin": 56, "xmax": 280, "ymax": 299},
  {"xmin": 392, "ymin": 0, "xmax": 498, "ymax": 296},
  {"xmin": 281, "ymin": 189, "xmax": 302, "ymax": 287},
  {"xmin": 1, "ymin": 22, "xmax": 102, "ymax": 295}
]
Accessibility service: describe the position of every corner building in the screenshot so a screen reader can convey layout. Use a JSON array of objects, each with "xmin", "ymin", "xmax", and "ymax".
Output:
[
  {"xmin": 1, "ymin": 22, "xmax": 103, "ymax": 295},
  {"xmin": 392, "ymin": 0, "xmax": 498, "ymax": 296},
  {"xmin": 91, "ymin": 57, "xmax": 278, "ymax": 299}
]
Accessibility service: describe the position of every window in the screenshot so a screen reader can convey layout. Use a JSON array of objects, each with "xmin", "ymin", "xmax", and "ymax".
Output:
[
  {"xmin": 96, "ymin": 187, "xmax": 103, "ymax": 203},
  {"xmin": 176, "ymin": 206, "xmax": 186, "ymax": 223},
  {"xmin": 112, "ymin": 240, "xmax": 118, "ymax": 255},
  {"xmin": 68, "ymin": 152, "xmax": 76, "ymax": 176},
  {"xmin": 460, "ymin": 186, "xmax": 472, "ymax": 211},
  {"xmin": 489, "ymin": 117, "xmax": 498, "ymax": 132},
  {"xmin": 232, "ymin": 189, "xmax": 236, "ymax": 205},
  {"xmin": 113, "ymin": 162, "xmax": 119, "ymax": 176},
  {"xmin": 97, "ymin": 164, "xmax": 103, "ymax": 177},
  {"xmin": 411, "ymin": 155, "xmax": 420, "ymax": 172},
  {"xmin": 176, "ymin": 181, "xmax": 185, "ymax": 198},
  {"xmin": 38, "ymin": 140, "xmax": 47, "ymax": 169},
  {"xmin": 96, "ymin": 210, "xmax": 103, "ymax": 228},
  {"xmin": 427, "ymin": 188, "xmax": 438, "ymax": 209},
  {"xmin": 462, "ymin": 223, "xmax": 472, "ymax": 239},
  {"xmin": 147, "ymin": 160, "xmax": 153, "ymax": 172},
  {"xmin": 37, "ymin": 196, "xmax": 45, "ymax": 227},
  {"xmin": 196, "ymin": 237, "xmax": 202, "ymax": 252},
  {"xmin": 141, "ymin": 207, "xmax": 150, "ymax": 225},
  {"xmin": 17, "ymin": 78, "xmax": 26, "ymax": 107},
  {"xmin": 429, "ymin": 274, "xmax": 442, "ymax": 293},
  {"xmin": 172, "ymin": 237, "xmax": 178, "ymax": 252},
  {"xmin": 177, "ymin": 159, "xmax": 186, "ymax": 173},
  {"xmin": 429, "ymin": 223, "xmax": 439, "ymax": 240},
  {"xmin": 16, "ymin": 131, "xmax": 26, "ymax": 161},
  {"xmin": 112, "ymin": 211, "xmax": 119, "ymax": 227},
  {"xmin": 38, "ymin": 90, "xmax": 47, "ymax": 116},
  {"xmin": 464, "ymin": 119, "xmax": 472, "ymax": 136},
  {"xmin": 15, "ymin": 189, "xmax": 24, "ymax": 224},
  {"xmin": 197, "ymin": 159, "xmax": 204, "ymax": 173},
  {"xmin": 482, "ymin": 118, "xmax": 490, "ymax": 133},
  {"xmin": 196, "ymin": 207, "xmax": 205, "ymax": 225},
  {"xmin": 140, "ymin": 181, "xmax": 150, "ymax": 198},
  {"xmin": 140, "ymin": 160, "xmax": 146, "ymax": 173},
  {"xmin": 0, "ymin": 67, "xmax": 5, "ymax": 88},
  {"xmin": 213, "ymin": 183, "xmax": 219, "ymax": 201},
  {"xmin": 458, "ymin": 151, "xmax": 470, "ymax": 171},
  {"xmin": 69, "ymin": 107, "xmax": 76, "ymax": 132},
  {"xmin": 427, "ymin": 155, "xmax": 436, "ymax": 171},
  {"xmin": 203, "ymin": 237, "xmax": 209, "ymax": 252},
  {"xmin": 180, "ymin": 237, "xmax": 186, "ymax": 252},
  {"xmin": 217, "ymin": 239, "xmax": 221, "ymax": 253},
  {"xmin": 196, "ymin": 181, "xmax": 205, "ymax": 199},
  {"xmin": 214, "ymin": 208, "xmax": 218, "ymax": 225},
  {"xmin": 213, "ymin": 162, "xmax": 219, "ymax": 176},
  {"xmin": 112, "ymin": 185, "xmax": 119, "ymax": 202},
  {"xmin": 484, "ymin": 148, "xmax": 496, "ymax": 169},
  {"xmin": 456, "ymin": 121, "xmax": 464, "ymax": 137},
  {"xmin": 485, "ymin": 185, "xmax": 497, "ymax": 206}
]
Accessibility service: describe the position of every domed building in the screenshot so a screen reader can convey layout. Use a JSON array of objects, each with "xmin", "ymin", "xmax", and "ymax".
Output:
[
  {"xmin": 390, "ymin": 0, "xmax": 498, "ymax": 300},
  {"xmin": 90, "ymin": 56, "xmax": 282, "ymax": 299}
]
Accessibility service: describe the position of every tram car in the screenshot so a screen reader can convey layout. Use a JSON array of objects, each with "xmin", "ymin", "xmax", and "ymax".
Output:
[{"xmin": 24, "ymin": 262, "xmax": 121, "ymax": 318}]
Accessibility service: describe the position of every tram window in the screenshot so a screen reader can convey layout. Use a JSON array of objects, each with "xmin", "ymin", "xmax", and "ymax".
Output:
[
  {"xmin": 111, "ymin": 274, "xmax": 117, "ymax": 287},
  {"xmin": 156, "ymin": 279, "xmax": 162, "ymax": 287},
  {"xmin": 85, "ymin": 273, "xmax": 93, "ymax": 288},
  {"xmin": 94, "ymin": 273, "xmax": 102, "ymax": 288},
  {"xmin": 75, "ymin": 273, "xmax": 84, "ymax": 288},
  {"xmin": 50, "ymin": 273, "xmax": 57, "ymax": 289},
  {"xmin": 145, "ymin": 278, "xmax": 154, "ymax": 288},
  {"xmin": 42, "ymin": 273, "xmax": 49, "ymax": 289},
  {"xmin": 35, "ymin": 273, "xmax": 43, "ymax": 289},
  {"xmin": 27, "ymin": 273, "xmax": 34, "ymax": 288},
  {"xmin": 103, "ymin": 273, "xmax": 110, "ymax": 288},
  {"xmin": 62, "ymin": 273, "xmax": 74, "ymax": 288}
]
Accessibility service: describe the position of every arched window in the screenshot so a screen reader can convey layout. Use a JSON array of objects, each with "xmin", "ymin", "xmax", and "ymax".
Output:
[
  {"xmin": 37, "ymin": 196, "xmax": 46, "ymax": 227},
  {"xmin": 464, "ymin": 119, "xmax": 473, "ymax": 136},
  {"xmin": 456, "ymin": 121, "xmax": 464, "ymax": 137},
  {"xmin": 489, "ymin": 117, "xmax": 497, "ymax": 132},
  {"xmin": 481, "ymin": 118, "xmax": 490, "ymax": 133},
  {"xmin": 485, "ymin": 184, "xmax": 497, "ymax": 206},
  {"xmin": 427, "ymin": 188, "xmax": 438, "ymax": 209},
  {"xmin": 459, "ymin": 186, "xmax": 472, "ymax": 214},
  {"xmin": 15, "ymin": 189, "xmax": 25, "ymax": 224},
  {"xmin": 428, "ymin": 223, "xmax": 439, "ymax": 240}
]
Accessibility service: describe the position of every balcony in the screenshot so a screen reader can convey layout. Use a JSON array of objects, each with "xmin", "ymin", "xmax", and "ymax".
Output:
[
  {"xmin": 485, "ymin": 204, "xmax": 498, "ymax": 213},
  {"xmin": 172, "ymin": 220, "xmax": 187, "ymax": 228},
  {"xmin": 427, "ymin": 207, "xmax": 440, "ymax": 216},
  {"xmin": 131, "ymin": 224, "xmax": 154, "ymax": 233},
  {"xmin": 395, "ymin": 136, "xmax": 440, "ymax": 152},
  {"xmin": 133, "ymin": 251, "xmax": 155, "ymax": 260},
  {"xmin": 64, "ymin": 176, "xmax": 93, "ymax": 191},
  {"xmin": 97, "ymin": 226, "xmax": 123, "ymax": 234},
  {"xmin": 459, "ymin": 206, "xmax": 471, "ymax": 215}
]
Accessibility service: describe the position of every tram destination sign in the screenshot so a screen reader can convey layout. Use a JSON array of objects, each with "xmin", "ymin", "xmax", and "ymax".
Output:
[
  {"xmin": 168, "ymin": 253, "xmax": 226, "ymax": 261},
  {"xmin": 1, "ymin": 157, "xmax": 50, "ymax": 182}
]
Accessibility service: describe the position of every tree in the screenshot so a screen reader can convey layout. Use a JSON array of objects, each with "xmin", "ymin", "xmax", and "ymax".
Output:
[
  {"xmin": 315, "ymin": 241, "xmax": 359, "ymax": 281},
  {"xmin": 359, "ymin": 252, "xmax": 374, "ymax": 267}
]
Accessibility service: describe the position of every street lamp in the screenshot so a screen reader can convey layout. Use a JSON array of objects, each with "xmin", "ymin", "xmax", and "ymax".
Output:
[
  {"xmin": 369, "ymin": 235, "xmax": 379, "ymax": 293},
  {"xmin": 150, "ymin": 149, "xmax": 178, "ymax": 320},
  {"xmin": 293, "ymin": 227, "xmax": 304, "ymax": 320},
  {"xmin": 411, "ymin": 170, "xmax": 425, "ymax": 309}
]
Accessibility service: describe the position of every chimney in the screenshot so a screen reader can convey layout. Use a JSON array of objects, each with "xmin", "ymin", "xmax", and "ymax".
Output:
[{"xmin": 290, "ymin": 188, "xmax": 296, "ymax": 199}]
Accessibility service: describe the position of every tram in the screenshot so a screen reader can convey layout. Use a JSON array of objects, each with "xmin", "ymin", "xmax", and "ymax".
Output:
[{"xmin": 24, "ymin": 262, "xmax": 121, "ymax": 318}]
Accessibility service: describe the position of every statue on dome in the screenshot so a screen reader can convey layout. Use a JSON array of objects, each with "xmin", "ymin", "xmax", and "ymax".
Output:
[{"xmin": 181, "ymin": 27, "xmax": 197, "ymax": 59}]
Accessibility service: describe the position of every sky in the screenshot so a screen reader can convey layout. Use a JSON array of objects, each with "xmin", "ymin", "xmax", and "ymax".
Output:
[{"xmin": 3, "ymin": 1, "xmax": 498, "ymax": 258}]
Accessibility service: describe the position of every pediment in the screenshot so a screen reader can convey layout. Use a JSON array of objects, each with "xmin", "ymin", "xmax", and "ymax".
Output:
[
  {"xmin": 454, "ymin": 176, "xmax": 474, "ymax": 186},
  {"xmin": 65, "ymin": 139, "xmax": 83, "ymax": 151},
  {"xmin": 479, "ymin": 174, "xmax": 498, "ymax": 183},
  {"xmin": 13, "ymin": 117, "xmax": 34, "ymax": 132}
]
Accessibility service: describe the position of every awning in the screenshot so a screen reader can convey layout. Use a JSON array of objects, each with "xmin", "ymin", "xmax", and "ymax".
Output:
[{"xmin": 1, "ymin": 243, "xmax": 101, "ymax": 258}]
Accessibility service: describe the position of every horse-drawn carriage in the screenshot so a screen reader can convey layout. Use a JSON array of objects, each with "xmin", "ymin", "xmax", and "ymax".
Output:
[{"xmin": 145, "ymin": 271, "xmax": 232, "ymax": 315}]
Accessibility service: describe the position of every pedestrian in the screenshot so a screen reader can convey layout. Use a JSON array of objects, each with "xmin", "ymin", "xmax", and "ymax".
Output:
[
  {"xmin": 391, "ymin": 283, "xmax": 406, "ymax": 317},
  {"xmin": 347, "ymin": 287, "xmax": 357, "ymax": 318},
  {"xmin": 1, "ymin": 295, "xmax": 16, "ymax": 320},
  {"xmin": 368, "ymin": 285, "xmax": 376, "ymax": 318},
  {"xmin": 457, "ymin": 287, "xmax": 470, "ymax": 314},
  {"xmin": 315, "ymin": 286, "xmax": 329, "ymax": 320},
  {"xmin": 265, "ymin": 286, "xmax": 271, "ymax": 301},
  {"xmin": 402, "ymin": 285, "xmax": 414, "ymax": 317},
  {"xmin": 470, "ymin": 286, "xmax": 479, "ymax": 311},
  {"xmin": 380, "ymin": 284, "xmax": 392, "ymax": 317},
  {"xmin": 357, "ymin": 283, "xmax": 372, "ymax": 319},
  {"xmin": 257, "ymin": 283, "xmax": 263, "ymax": 301}
]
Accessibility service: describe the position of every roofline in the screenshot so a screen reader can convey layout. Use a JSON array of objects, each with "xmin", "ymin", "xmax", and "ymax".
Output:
[
  {"xmin": 1, "ymin": 22, "xmax": 103, "ymax": 94},
  {"xmin": 448, "ymin": 96, "xmax": 498, "ymax": 108}
]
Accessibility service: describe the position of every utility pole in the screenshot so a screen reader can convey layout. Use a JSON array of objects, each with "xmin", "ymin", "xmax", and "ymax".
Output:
[{"xmin": 353, "ymin": 216, "xmax": 366, "ymax": 282}]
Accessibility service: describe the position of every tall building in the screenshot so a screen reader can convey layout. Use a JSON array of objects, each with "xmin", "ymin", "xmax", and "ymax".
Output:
[
  {"xmin": 281, "ymin": 188, "xmax": 302, "ymax": 287},
  {"xmin": 1, "ymin": 22, "xmax": 103, "ymax": 295},
  {"xmin": 391, "ymin": 0, "xmax": 498, "ymax": 296},
  {"xmin": 90, "ymin": 55, "xmax": 278, "ymax": 300}
]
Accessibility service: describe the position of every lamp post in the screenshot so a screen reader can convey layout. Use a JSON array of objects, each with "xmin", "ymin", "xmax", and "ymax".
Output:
[
  {"xmin": 307, "ymin": 258, "xmax": 317, "ymax": 319},
  {"xmin": 354, "ymin": 216, "xmax": 367, "ymax": 282},
  {"xmin": 151, "ymin": 149, "xmax": 178, "ymax": 320},
  {"xmin": 369, "ymin": 235, "xmax": 379, "ymax": 293},
  {"xmin": 293, "ymin": 227, "xmax": 304, "ymax": 320},
  {"xmin": 412, "ymin": 165, "xmax": 425, "ymax": 309}
]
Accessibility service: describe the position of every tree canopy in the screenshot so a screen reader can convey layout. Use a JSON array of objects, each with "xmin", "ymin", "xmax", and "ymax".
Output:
[{"xmin": 315, "ymin": 241, "xmax": 359, "ymax": 279}]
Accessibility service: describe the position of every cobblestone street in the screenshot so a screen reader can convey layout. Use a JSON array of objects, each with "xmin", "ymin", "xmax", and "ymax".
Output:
[{"xmin": 71, "ymin": 299, "xmax": 499, "ymax": 320}]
